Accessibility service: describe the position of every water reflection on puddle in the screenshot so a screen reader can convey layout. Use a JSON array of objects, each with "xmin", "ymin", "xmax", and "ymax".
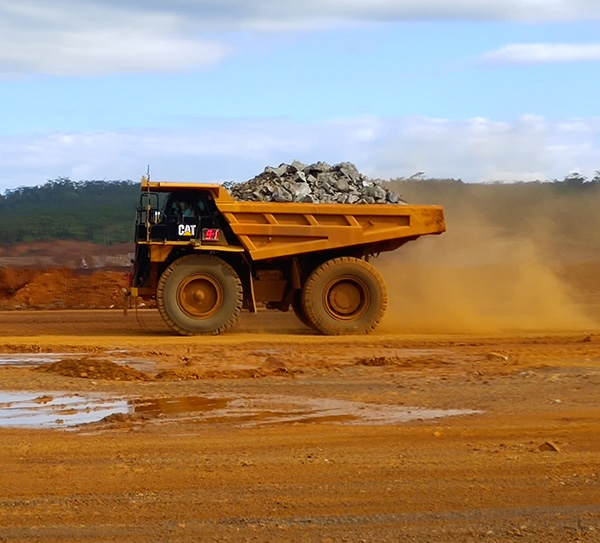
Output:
[
  {"xmin": 133, "ymin": 396, "xmax": 229, "ymax": 415},
  {"xmin": 0, "ymin": 392, "xmax": 129, "ymax": 428},
  {"xmin": 0, "ymin": 353, "xmax": 66, "ymax": 366},
  {"xmin": 224, "ymin": 396, "xmax": 482, "ymax": 427},
  {"xmin": 0, "ymin": 391, "xmax": 481, "ymax": 430}
]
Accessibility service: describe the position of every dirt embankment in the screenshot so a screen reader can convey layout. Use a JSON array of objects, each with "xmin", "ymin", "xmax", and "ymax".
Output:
[
  {"xmin": 0, "ymin": 268, "xmax": 128, "ymax": 310},
  {"xmin": 0, "ymin": 241, "xmax": 130, "ymax": 309},
  {"xmin": 0, "ymin": 240, "xmax": 133, "ymax": 268}
]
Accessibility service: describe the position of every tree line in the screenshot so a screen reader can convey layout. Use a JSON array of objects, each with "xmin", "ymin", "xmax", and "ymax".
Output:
[
  {"xmin": 0, "ymin": 173, "xmax": 598, "ymax": 246},
  {"xmin": 0, "ymin": 178, "xmax": 139, "ymax": 245}
]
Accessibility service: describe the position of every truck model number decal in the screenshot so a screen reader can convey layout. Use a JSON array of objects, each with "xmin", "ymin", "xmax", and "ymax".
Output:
[{"xmin": 202, "ymin": 228, "xmax": 220, "ymax": 241}]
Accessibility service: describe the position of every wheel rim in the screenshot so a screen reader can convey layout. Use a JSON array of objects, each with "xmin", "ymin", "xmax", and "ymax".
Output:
[
  {"xmin": 177, "ymin": 274, "xmax": 223, "ymax": 319},
  {"xmin": 323, "ymin": 276, "xmax": 369, "ymax": 321}
]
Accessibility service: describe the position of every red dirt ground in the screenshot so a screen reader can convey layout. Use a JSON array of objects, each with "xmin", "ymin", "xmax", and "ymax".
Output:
[{"xmin": 0, "ymin": 239, "xmax": 599, "ymax": 542}]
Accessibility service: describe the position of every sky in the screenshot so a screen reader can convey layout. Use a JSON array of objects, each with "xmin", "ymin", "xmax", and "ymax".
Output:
[{"xmin": 0, "ymin": 0, "xmax": 599, "ymax": 191}]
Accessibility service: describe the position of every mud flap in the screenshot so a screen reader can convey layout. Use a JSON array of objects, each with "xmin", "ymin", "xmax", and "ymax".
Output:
[{"xmin": 122, "ymin": 287, "xmax": 133, "ymax": 316}]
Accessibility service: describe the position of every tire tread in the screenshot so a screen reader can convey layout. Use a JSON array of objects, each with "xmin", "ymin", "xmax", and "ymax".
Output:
[
  {"xmin": 157, "ymin": 254, "xmax": 243, "ymax": 336},
  {"xmin": 302, "ymin": 256, "xmax": 387, "ymax": 335}
]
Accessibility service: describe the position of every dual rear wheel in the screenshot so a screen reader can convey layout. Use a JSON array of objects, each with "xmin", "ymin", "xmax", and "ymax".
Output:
[{"xmin": 296, "ymin": 257, "xmax": 388, "ymax": 335}]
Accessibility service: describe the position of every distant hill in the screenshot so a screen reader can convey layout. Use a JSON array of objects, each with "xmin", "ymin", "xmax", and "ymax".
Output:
[
  {"xmin": 0, "ymin": 174, "xmax": 598, "ymax": 255},
  {"xmin": 0, "ymin": 178, "xmax": 139, "ymax": 245}
]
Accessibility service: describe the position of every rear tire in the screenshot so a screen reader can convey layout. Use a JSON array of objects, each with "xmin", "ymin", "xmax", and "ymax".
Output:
[
  {"xmin": 157, "ymin": 254, "xmax": 242, "ymax": 335},
  {"xmin": 301, "ymin": 257, "xmax": 387, "ymax": 335}
]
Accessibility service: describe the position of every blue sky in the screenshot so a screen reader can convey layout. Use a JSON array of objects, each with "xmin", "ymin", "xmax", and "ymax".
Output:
[{"xmin": 0, "ymin": 1, "xmax": 599, "ymax": 191}]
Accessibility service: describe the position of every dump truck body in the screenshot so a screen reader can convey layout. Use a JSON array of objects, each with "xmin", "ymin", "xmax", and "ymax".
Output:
[{"xmin": 130, "ymin": 178, "xmax": 445, "ymax": 335}]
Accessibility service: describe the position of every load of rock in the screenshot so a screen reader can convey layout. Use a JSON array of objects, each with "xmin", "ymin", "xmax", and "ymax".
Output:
[{"xmin": 225, "ymin": 161, "xmax": 405, "ymax": 204}]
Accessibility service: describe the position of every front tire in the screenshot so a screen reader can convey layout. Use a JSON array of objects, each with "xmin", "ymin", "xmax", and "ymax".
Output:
[
  {"xmin": 301, "ymin": 257, "xmax": 387, "ymax": 335},
  {"xmin": 157, "ymin": 254, "xmax": 242, "ymax": 335}
]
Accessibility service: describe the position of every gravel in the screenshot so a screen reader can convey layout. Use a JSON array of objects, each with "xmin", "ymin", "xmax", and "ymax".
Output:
[{"xmin": 224, "ymin": 161, "xmax": 405, "ymax": 204}]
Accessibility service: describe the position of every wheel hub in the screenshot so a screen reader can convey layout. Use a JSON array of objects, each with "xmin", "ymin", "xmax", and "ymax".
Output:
[
  {"xmin": 177, "ymin": 274, "xmax": 223, "ymax": 318},
  {"xmin": 324, "ymin": 277, "xmax": 369, "ymax": 320}
]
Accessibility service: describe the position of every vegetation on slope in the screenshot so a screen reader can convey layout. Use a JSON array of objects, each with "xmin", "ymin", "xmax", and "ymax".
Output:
[
  {"xmin": 0, "ymin": 178, "xmax": 139, "ymax": 245},
  {"xmin": 0, "ymin": 172, "xmax": 598, "ymax": 248}
]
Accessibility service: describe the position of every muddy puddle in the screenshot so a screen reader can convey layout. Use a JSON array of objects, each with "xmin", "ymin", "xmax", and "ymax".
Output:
[
  {"xmin": 0, "ymin": 391, "xmax": 482, "ymax": 430},
  {"xmin": 221, "ymin": 395, "xmax": 482, "ymax": 427},
  {"xmin": 0, "ymin": 392, "xmax": 129, "ymax": 429},
  {"xmin": 0, "ymin": 353, "xmax": 66, "ymax": 366}
]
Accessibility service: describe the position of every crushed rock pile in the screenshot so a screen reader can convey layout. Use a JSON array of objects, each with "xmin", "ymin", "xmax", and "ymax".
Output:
[{"xmin": 226, "ymin": 161, "xmax": 405, "ymax": 204}]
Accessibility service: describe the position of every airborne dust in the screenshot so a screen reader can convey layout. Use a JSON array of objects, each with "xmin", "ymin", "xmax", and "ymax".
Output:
[{"xmin": 379, "ymin": 205, "xmax": 599, "ymax": 334}]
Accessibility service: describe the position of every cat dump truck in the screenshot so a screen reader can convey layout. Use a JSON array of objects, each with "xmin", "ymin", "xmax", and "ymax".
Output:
[{"xmin": 129, "ymin": 177, "xmax": 445, "ymax": 335}]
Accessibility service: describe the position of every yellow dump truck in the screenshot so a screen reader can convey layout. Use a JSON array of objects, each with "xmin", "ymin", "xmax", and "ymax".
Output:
[{"xmin": 129, "ymin": 178, "xmax": 445, "ymax": 335}]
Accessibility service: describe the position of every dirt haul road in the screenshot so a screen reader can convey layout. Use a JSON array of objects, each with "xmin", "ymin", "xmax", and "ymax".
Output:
[{"xmin": 0, "ymin": 307, "xmax": 598, "ymax": 543}]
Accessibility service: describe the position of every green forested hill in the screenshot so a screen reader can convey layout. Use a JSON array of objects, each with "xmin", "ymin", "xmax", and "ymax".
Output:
[
  {"xmin": 0, "ymin": 173, "xmax": 598, "ymax": 248},
  {"xmin": 0, "ymin": 178, "xmax": 139, "ymax": 245}
]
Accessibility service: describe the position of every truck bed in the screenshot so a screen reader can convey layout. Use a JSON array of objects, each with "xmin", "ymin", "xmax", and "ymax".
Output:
[{"xmin": 216, "ymin": 200, "xmax": 445, "ymax": 260}]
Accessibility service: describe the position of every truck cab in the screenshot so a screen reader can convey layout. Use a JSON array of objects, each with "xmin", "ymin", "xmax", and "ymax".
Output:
[
  {"xmin": 135, "ymin": 189, "xmax": 226, "ymax": 244},
  {"xmin": 131, "ymin": 181, "xmax": 241, "ymax": 298}
]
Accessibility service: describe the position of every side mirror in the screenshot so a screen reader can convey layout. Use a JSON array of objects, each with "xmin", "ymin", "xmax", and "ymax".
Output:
[{"xmin": 151, "ymin": 210, "xmax": 163, "ymax": 224}]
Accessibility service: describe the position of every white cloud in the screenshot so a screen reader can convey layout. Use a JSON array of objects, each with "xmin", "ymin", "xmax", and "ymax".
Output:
[
  {"xmin": 482, "ymin": 43, "xmax": 600, "ymax": 65},
  {"xmin": 369, "ymin": 115, "xmax": 600, "ymax": 182},
  {"xmin": 99, "ymin": 0, "xmax": 600, "ymax": 26},
  {"xmin": 0, "ymin": 1, "xmax": 231, "ymax": 76},
  {"xmin": 1, "ymin": 1, "xmax": 599, "ymax": 76},
  {"xmin": 1, "ymin": 115, "xmax": 599, "ymax": 191}
]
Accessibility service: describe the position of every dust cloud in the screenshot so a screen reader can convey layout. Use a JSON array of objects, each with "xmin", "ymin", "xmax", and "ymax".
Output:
[{"xmin": 378, "ymin": 223, "xmax": 597, "ymax": 334}]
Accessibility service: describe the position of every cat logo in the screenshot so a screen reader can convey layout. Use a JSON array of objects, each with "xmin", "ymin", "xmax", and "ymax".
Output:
[{"xmin": 178, "ymin": 224, "xmax": 197, "ymax": 237}]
